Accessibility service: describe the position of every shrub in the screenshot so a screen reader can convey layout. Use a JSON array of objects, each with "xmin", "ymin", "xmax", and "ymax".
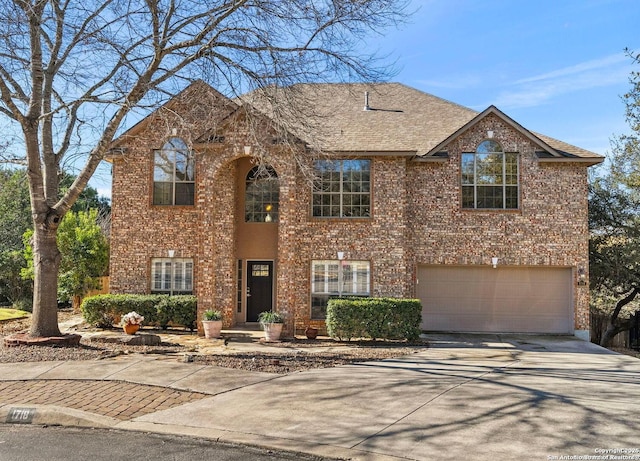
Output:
[
  {"xmin": 13, "ymin": 297, "xmax": 33, "ymax": 313},
  {"xmin": 326, "ymin": 297, "xmax": 422, "ymax": 341},
  {"xmin": 157, "ymin": 295, "xmax": 197, "ymax": 331},
  {"xmin": 326, "ymin": 299, "xmax": 366, "ymax": 341},
  {"xmin": 81, "ymin": 294, "xmax": 197, "ymax": 330},
  {"xmin": 81, "ymin": 294, "xmax": 121, "ymax": 328},
  {"xmin": 116, "ymin": 295, "xmax": 161, "ymax": 325}
]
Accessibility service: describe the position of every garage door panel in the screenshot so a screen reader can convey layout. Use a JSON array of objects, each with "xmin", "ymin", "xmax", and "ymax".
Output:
[{"xmin": 418, "ymin": 266, "xmax": 572, "ymax": 333}]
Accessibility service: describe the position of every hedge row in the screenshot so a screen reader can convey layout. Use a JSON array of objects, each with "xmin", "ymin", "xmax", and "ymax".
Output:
[
  {"xmin": 326, "ymin": 297, "xmax": 422, "ymax": 341},
  {"xmin": 80, "ymin": 294, "xmax": 198, "ymax": 331}
]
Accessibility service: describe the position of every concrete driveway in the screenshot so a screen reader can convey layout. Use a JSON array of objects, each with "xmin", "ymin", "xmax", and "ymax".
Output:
[{"xmin": 127, "ymin": 334, "xmax": 640, "ymax": 461}]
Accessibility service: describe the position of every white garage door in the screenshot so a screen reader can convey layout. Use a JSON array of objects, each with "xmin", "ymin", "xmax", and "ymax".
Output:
[{"xmin": 417, "ymin": 266, "xmax": 573, "ymax": 333}]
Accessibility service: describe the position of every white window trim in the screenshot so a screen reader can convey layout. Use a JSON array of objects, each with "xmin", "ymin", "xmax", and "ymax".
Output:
[
  {"xmin": 311, "ymin": 260, "xmax": 370, "ymax": 319},
  {"xmin": 151, "ymin": 258, "xmax": 194, "ymax": 293},
  {"xmin": 312, "ymin": 260, "xmax": 370, "ymax": 296}
]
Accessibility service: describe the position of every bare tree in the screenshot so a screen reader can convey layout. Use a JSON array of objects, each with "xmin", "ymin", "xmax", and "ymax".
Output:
[{"xmin": 0, "ymin": 0, "xmax": 409, "ymax": 337}]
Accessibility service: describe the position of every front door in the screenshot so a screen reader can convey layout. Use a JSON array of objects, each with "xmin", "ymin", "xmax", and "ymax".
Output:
[{"xmin": 246, "ymin": 261, "xmax": 274, "ymax": 322}]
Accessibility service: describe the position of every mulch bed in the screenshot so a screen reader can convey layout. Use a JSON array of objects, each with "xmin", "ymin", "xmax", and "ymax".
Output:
[{"xmin": 0, "ymin": 310, "xmax": 429, "ymax": 373}]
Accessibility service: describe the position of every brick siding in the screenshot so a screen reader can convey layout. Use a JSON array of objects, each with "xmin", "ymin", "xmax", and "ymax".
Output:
[{"xmin": 109, "ymin": 92, "xmax": 590, "ymax": 336}]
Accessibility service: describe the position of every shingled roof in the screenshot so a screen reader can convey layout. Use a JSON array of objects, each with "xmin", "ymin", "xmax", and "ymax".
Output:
[{"xmin": 240, "ymin": 82, "xmax": 603, "ymax": 162}]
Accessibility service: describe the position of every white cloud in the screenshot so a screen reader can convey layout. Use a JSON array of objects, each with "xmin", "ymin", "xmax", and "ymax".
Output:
[
  {"xmin": 514, "ymin": 53, "xmax": 628, "ymax": 85},
  {"xmin": 493, "ymin": 52, "xmax": 633, "ymax": 109}
]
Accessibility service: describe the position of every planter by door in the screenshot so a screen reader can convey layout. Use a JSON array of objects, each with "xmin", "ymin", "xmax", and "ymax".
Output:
[
  {"xmin": 123, "ymin": 324, "xmax": 140, "ymax": 335},
  {"xmin": 202, "ymin": 320, "xmax": 223, "ymax": 339},
  {"xmin": 263, "ymin": 323, "xmax": 283, "ymax": 341},
  {"xmin": 305, "ymin": 326, "xmax": 318, "ymax": 339}
]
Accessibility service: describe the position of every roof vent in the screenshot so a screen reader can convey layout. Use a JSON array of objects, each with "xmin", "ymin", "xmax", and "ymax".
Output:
[{"xmin": 363, "ymin": 91, "xmax": 371, "ymax": 111}]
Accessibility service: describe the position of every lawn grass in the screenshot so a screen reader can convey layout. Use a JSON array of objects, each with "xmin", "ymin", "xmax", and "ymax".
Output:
[{"xmin": 0, "ymin": 308, "xmax": 30, "ymax": 322}]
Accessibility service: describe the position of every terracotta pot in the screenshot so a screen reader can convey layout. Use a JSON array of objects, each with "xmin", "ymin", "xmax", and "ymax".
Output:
[
  {"xmin": 123, "ymin": 324, "xmax": 140, "ymax": 335},
  {"xmin": 202, "ymin": 320, "xmax": 223, "ymax": 339},
  {"xmin": 305, "ymin": 326, "xmax": 318, "ymax": 339},
  {"xmin": 263, "ymin": 323, "xmax": 283, "ymax": 342}
]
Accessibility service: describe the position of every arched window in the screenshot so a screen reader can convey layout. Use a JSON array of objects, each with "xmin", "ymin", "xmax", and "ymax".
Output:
[
  {"xmin": 461, "ymin": 140, "xmax": 518, "ymax": 209},
  {"xmin": 245, "ymin": 165, "xmax": 279, "ymax": 222},
  {"xmin": 153, "ymin": 137, "xmax": 195, "ymax": 205}
]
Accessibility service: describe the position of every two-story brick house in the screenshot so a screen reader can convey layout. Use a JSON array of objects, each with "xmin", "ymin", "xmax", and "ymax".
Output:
[{"xmin": 107, "ymin": 81, "xmax": 603, "ymax": 339}]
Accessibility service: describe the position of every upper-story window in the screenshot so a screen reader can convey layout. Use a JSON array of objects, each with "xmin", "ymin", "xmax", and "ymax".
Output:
[
  {"xmin": 245, "ymin": 165, "xmax": 279, "ymax": 222},
  {"xmin": 153, "ymin": 137, "xmax": 195, "ymax": 205},
  {"xmin": 461, "ymin": 140, "xmax": 518, "ymax": 209},
  {"xmin": 312, "ymin": 159, "xmax": 371, "ymax": 218}
]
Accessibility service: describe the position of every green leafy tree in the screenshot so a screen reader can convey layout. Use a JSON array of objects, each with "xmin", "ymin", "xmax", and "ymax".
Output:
[
  {"xmin": 0, "ymin": 0, "xmax": 408, "ymax": 338},
  {"xmin": 23, "ymin": 209, "xmax": 109, "ymax": 308},
  {"xmin": 0, "ymin": 169, "xmax": 32, "ymax": 305},
  {"xmin": 0, "ymin": 168, "xmax": 109, "ymax": 306},
  {"xmin": 589, "ymin": 175, "xmax": 640, "ymax": 346},
  {"xmin": 590, "ymin": 49, "xmax": 640, "ymax": 346},
  {"xmin": 0, "ymin": 249, "xmax": 32, "ymax": 308},
  {"xmin": 0, "ymin": 169, "xmax": 31, "ymax": 250},
  {"xmin": 610, "ymin": 50, "xmax": 640, "ymax": 189},
  {"xmin": 60, "ymin": 173, "xmax": 111, "ymax": 215}
]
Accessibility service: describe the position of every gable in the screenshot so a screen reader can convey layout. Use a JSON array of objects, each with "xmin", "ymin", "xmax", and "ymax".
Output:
[
  {"xmin": 416, "ymin": 105, "xmax": 603, "ymax": 165},
  {"xmin": 108, "ymin": 80, "xmax": 240, "ymax": 156}
]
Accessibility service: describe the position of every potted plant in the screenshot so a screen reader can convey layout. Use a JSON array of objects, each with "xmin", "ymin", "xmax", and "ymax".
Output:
[
  {"xmin": 305, "ymin": 325, "xmax": 319, "ymax": 339},
  {"xmin": 121, "ymin": 311, "xmax": 144, "ymax": 335},
  {"xmin": 202, "ymin": 309, "xmax": 223, "ymax": 339},
  {"xmin": 258, "ymin": 310, "xmax": 284, "ymax": 341}
]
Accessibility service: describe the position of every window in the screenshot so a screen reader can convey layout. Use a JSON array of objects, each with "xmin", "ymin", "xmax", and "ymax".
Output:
[
  {"xmin": 311, "ymin": 260, "xmax": 370, "ymax": 319},
  {"xmin": 153, "ymin": 137, "xmax": 195, "ymax": 205},
  {"xmin": 245, "ymin": 166, "xmax": 279, "ymax": 222},
  {"xmin": 151, "ymin": 258, "xmax": 193, "ymax": 294},
  {"xmin": 252, "ymin": 264, "xmax": 270, "ymax": 276},
  {"xmin": 313, "ymin": 160, "xmax": 370, "ymax": 217},
  {"xmin": 236, "ymin": 260, "xmax": 243, "ymax": 313},
  {"xmin": 461, "ymin": 140, "xmax": 518, "ymax": 209}
]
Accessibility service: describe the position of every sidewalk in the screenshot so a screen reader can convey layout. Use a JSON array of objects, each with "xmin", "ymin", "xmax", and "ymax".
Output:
[
  {"xmin": 0, "ymin": 319, "xmax": 407, "ymax": 460},
  {"xmin": 0, "ymin": 352, "xmax": 396, "ymax": 460},
  {"xmin": 2, "ymin": 333, "xmax": 640, "ymax": 461}
]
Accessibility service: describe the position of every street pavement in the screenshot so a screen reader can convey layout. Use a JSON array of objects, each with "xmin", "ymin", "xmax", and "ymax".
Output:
[{"xmin": 1, "ymin": 333, "xmax": 639, "ymax": 461}]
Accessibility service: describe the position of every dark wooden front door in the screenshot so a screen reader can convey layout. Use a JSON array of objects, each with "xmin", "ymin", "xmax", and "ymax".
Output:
[{"xmin": 246, "ymin": 261, "xmax": 273, "ymax": 322}]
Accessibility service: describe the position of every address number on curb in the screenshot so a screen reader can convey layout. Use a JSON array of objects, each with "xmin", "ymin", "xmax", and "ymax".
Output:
[{"xmin": 6, "ymin": 407, "xmax": 36, "ymax": 424}]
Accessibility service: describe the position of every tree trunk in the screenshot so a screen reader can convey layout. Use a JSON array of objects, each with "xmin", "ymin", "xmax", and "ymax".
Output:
[
  {"xmin": 601, "ymin": 324, "xmax": 621, "ymax": 348},
  {"xmin": 600, "ymin": 287, "xmax": 639, "ymax": 348},
  {"xmin": 29, "ymin": 222, "xmax": 62, "ymax": 337}
]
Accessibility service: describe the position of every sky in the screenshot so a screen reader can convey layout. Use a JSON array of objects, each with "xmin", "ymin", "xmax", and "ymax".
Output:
[
  {"xmin": 374, "ymin": 0, "xmax": 638, "ymax": 155},
  {"xmin": 91, "ymin": 0, "xmax": 639, "ymax": 198}
]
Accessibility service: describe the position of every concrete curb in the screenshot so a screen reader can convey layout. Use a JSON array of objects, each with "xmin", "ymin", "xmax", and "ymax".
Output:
[
  {"xmin": 0, "ymin": 402, "xmax": 407, "ymax": 461},
  {"xmin": 115, "ymin": 420, "xmax": 410, "ymax": 461},
  {"xmin": 0, "ymin": 403, "xmax": 119, "ymax": 429}
]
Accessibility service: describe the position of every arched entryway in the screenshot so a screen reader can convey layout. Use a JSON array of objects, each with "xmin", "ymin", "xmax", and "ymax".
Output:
[{"xmin": 235, "ymin": 158, "xmax": 279, "ymax": 323}]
